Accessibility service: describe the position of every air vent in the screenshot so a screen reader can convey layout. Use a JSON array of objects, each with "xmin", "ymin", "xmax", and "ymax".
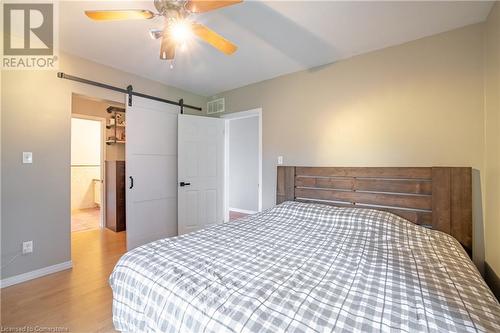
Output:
[{"xmin": 207, "ymin": 98, "xmax": 225, "ymax": 114}]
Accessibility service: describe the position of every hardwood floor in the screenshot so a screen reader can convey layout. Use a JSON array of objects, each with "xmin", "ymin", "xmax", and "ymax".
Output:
[{"xmin": 1, "ymin": 228, "xmax": 126, "ymax": 332}]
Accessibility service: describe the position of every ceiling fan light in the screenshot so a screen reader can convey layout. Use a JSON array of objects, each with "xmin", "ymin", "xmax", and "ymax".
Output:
[
  {"xmin": 149, "ymin": 29, "xmax": 163, "ymax": 40},
  {"xmin": 170, "ymin": 20, "xmax": 193, "ymax": 44}
]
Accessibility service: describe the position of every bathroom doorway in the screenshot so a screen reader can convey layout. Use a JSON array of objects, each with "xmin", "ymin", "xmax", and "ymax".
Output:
[
  {"xmin": 70, "ymin": 94, "xmax": 127, "ymax": 235},
  {"xmin": 70, "ymin": 115, "xmax": 105, "ymax": 232}
]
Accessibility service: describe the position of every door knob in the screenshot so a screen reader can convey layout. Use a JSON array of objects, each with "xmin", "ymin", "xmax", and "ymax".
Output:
[{"xmin": 179, "ymin": 181, "xmax": 191, "ymax": 187}]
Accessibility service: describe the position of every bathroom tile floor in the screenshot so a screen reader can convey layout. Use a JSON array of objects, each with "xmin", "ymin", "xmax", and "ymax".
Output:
[{"xmin": 71, "ymin": 207, "xmax": 100, "ymax": 232}]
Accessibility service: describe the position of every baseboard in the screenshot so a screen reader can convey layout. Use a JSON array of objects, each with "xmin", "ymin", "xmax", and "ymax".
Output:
[
  {"xmin": 229, "ymin": 208, "xmax": 258, "ymax": 214},
  {"xmin": 0, "ymin": 261, "xmax": 72, "ymax": 288},
  {"xmin": 485, "ymin": 262, "xmax": 500, "ymax": 302}
]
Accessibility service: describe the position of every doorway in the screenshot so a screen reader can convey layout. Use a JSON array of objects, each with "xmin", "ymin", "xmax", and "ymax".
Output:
[
  {"xmin": 70, "ymin": 94, "xmax": 127, "ymax": 236},
  {"xmin": 70, "ymin": 115, "xmax": 105, "ymax": 232},
  {"xmin": 222, "ymin": 109, "xmax": 262, "ymax": 222}
]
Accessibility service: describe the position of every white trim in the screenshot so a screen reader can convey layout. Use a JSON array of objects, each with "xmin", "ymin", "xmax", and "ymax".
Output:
[
  {"xmin": 71, "ymin": 114, "xmax": 107, "ymax": 228},
  {"xmin": 221, "ymin": 109, "xmax": 260, "ymax": 120},
  {"xmin": 223, "ymin": 108, "xmax": 263, "ymax": 222},
  {"xmin": 223, "ymin": 121, "xmax": 231, "ymax": 222},
  {"xmin": 258, "ymin": 109, "xmax": 263, "ymax": 212},
  {"xmin": 0, "ymin": 261, "xmax": 73, "ymax": 288},
  {"xmin": 229, "ymin": 208, "xmax": 258, "ymax": 215}
]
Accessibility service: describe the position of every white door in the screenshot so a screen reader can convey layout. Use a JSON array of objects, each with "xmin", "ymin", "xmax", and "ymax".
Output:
[
  {"xmin": 178, "ymin": 114, "xmax": 225, "ymax": 235},
  {"xmin": 126, "ymin": 96, "xmax": 179, "ymax": 250}
]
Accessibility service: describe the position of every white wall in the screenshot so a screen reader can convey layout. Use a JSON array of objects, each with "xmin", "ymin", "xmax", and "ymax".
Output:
[
  {"xmin": 70, "ymin": 118, "xmax": 101, "ymax": 211},
  {"xmin": 70, "ymin": 167, "xmax": 100, "ymax": 211},
  {"xmin": 229, "ymin": 116, "xmax": 259, "ymax": 212},
  {"xmin": 71, "ymin": 118, "xmax": 101, "ymax": 165},
  {"xmin": 72, "ymin": 94, "xmax": 126, "ymax": 161}
]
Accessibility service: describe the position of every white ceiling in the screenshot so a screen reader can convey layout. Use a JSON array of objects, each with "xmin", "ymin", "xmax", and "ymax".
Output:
[{"xmin": 60, "ymin": 1, "xmax": 493, "ymax": 96}]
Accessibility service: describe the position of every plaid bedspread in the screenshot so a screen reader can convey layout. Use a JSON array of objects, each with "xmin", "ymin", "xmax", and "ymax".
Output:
[{"xmin": 110, "ymin": 201, "xmax": 500, "ymax": 332}]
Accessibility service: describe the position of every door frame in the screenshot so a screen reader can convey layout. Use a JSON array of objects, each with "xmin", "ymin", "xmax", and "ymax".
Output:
[
  {"xmin": 221, "ymin": 108, "xmax": 263, "ymax": 222},
  {"xmin": 71, "ymin": 113, "xmax": 107, "ymax": 228}
]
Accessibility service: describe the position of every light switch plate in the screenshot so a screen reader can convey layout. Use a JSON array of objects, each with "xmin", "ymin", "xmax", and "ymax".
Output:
[
  {"xmin": 277, "ymin": 156, "xmax": 284, "ymax": 165},
  {"xmin": 23, "ymin": 152, "xmax": 33, "ymax": 164},
  {"xmin": 22, "ymin": 240, "xmax": 33, "ymax": 254}
]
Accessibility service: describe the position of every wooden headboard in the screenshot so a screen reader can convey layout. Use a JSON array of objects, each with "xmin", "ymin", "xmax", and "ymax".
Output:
[{"xmin": 277, "ymin": 166, "xmax": 472, "ymax": 255}]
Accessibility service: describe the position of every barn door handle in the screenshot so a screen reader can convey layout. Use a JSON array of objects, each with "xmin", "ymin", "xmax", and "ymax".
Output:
[
  {"xmin": 129, "ymin": 176, "xmax": 134, "ymax": 189},
  {"xmin": 179, "ymin": 181, "xmax": 191, "ymax": 187}
]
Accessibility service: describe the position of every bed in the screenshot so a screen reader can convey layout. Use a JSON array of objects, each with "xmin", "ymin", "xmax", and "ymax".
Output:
[{"xmin": 110, "ymin": 166, "xmax": 500, "ymax": 332}]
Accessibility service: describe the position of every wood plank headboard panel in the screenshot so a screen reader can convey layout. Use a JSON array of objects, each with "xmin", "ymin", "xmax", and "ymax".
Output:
[{"xmin": 276, "ymin": 166, "xmax": 472, "ymax": 254}]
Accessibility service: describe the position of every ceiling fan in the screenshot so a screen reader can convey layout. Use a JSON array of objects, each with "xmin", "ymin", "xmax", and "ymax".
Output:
[{"xmin": 85, "ymin": 0, "xmax": 242, "ymax": 63}]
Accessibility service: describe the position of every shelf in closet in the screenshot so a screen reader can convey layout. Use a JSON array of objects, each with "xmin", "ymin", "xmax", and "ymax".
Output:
[
  {"xmin": 106, "ymin": 140, "xmax": 126, "ymax": 145},
  {"xmin": 107, "ymin": 106, "xmax": 125, "ymax": 113},
  {"xmin": 106, "ymin": 124, "xmax": 126, "ymax": 129},
  {"xmin": 106, "ymin": 105, "xmax": 126, "ymax": 145}
]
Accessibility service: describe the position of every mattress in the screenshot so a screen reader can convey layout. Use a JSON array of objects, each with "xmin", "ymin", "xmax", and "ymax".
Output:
[{"xmin": 109, "ymin": 201, "xmax": 500, "ymax": 332}]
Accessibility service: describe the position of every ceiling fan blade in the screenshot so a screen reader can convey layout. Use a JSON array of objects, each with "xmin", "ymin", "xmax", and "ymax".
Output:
[
  {"xmin": 192, "ymin": 23, "xmax": 237, "ymax": 55},
  {"xmin": 185, "ymin": 0, "xmax": 242, "ymax": 13},
  {"xmin": 84, "ymin": 10, "xmax": 155, "ymax": 21},
  {"xmin": 160, "ymin": 33, "xmax": 176, "ymax": 60}
]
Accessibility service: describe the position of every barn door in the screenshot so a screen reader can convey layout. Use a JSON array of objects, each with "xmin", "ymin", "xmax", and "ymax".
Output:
[{"xmin": 126, "ymin": 96, "xmax": 179, "ymax": 250}]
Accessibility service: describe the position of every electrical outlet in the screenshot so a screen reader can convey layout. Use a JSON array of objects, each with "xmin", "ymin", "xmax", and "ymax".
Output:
[
  {"xmin": 23, "ymin": 152, "xmax": 33, "ymax": 164},
  {"xmin": 277, "ymin": 156, "xmax": 284, "ymax": 165},
  {"xmin": 22, "ymin": 241, "xmax": 33, "ymax": 255}
]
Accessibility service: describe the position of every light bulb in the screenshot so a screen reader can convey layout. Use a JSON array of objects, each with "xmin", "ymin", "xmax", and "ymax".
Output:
[{"xmin": 170, "ymin": 20, "xmax": 192, "ymax": 44}]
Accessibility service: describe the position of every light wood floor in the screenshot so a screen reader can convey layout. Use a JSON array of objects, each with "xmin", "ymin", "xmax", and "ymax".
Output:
[{"xmin": 1, "ymin": 228, "xmax": 126, "ymax": 332}]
